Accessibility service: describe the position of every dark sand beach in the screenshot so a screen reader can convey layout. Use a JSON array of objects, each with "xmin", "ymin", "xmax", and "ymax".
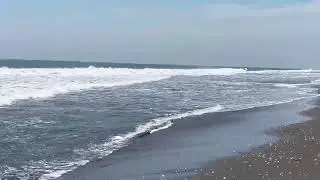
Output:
[{"xmin": 197, "ymin": 107, "xmax": 320, "ymax": 180}]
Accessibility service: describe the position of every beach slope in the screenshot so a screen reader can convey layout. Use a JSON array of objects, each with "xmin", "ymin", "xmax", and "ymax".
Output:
[{"xmin": 197, "ymin": 107, "xmax": 320, "ymax": 180}]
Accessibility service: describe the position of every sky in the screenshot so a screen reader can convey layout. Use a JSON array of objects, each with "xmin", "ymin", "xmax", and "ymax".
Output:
[{"xmin": 0, "ymin": 0, "xmax": 320, "ymax": 68}]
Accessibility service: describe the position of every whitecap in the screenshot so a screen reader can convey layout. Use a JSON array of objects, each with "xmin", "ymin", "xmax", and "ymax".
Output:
[
  {"xmin": 0, "ymin": 67, "xmax": 246, "ymax": 106},
  {"xmin": 273, "ymin": 83, "xmax": 299, "ymax": 88}
]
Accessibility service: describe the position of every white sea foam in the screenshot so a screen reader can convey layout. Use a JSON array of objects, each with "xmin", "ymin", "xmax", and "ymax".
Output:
[
  {"xmin": 0, "ymin": 67, "xmax": 246, "ymax": 106},
  {"xmin": 1, "ymin": 160, "xmax": 89, "ymax": 180},
  {"xmin": 273, "ymin": 83, "xmax": 299, "ymax": 88},
  {"xmin": 28, "ymin": 105, "xmax": 223, "ymax": 179},
  {"xmin": 75, "ymin": 105, "xmax": 223, "ymax": 158},
  {"xmin": 150, "ymin": 121, "xmax": 173, "ymax": 134},
  {"xmin": 0, "ymin": 166, "xmax": 18, "ymax": 179},
  {"xmin": 38, "ymin": 160, "xmax": 89, "ymax": 180}
]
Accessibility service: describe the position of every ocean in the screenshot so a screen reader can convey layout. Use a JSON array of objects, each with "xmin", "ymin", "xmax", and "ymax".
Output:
[{"xmin": 0, "ymin": 60, "xmax": 319, "ymax": 180}]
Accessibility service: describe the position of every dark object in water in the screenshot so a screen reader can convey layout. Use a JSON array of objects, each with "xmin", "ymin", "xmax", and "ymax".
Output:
[
  {"xmin": 291, "ymin": 157, "xmax": 302, "ymax": 163},
  {"xmin": 137, "ymin": 131, "xmax": 151, "ymax": 138}
]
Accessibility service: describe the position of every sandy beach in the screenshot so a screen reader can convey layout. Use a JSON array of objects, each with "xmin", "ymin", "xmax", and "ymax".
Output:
[{"xmin": 197, "ymin": 107, "xmax": 320, "ymax": 180}]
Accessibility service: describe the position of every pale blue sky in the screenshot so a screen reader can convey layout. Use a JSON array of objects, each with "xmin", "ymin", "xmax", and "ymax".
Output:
[{"xmin": 0, "ymin": 0, "xmax": 319, "ymax": 68}]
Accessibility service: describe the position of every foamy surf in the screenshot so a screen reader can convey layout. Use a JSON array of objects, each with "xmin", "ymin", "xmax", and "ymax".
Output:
[
  {"xmin": 0, "ymin": 67, "xmax": 246, "ymax": 106},
  {"xmin": 76, "ymin": 105, "xmax": 224, "ymax": 157},
  {"xmin": 150, "ymin": 121, "xmax": 173, "ymax": 134},
  {"xmin": 47, "ymin": 105, "xmax": 222, "ymax": 178},
  {"xmin": 0, "ymin": 160, "xmax": 89, "ymax": 180},
  {"xmin": 36, "ymin": 160, "xmax": 89, "ymax": 180},
  {"xmin": 30, "ymin": 105, "xmax": 225, "ymax": 179},
  {"xmin": 273, "ymin": 83, "xmax": 300, "ymax": 88}
]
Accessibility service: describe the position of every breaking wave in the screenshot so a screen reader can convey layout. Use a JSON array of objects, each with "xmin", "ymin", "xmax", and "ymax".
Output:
[
  {"xmin": 38, "ymin": 105, "xmax": 224, "ymax": 179},
  {"xmin": 0, "ymin": 67, "xmax": 246, "ymax": 107}
]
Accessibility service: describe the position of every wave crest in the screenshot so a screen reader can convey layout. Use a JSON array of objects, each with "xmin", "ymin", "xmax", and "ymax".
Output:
[
  {"xmin": 0, "ymin": 67, "xmax": 246, "ymax": 106},
  {"xmin": 74, "ymin": 105, "xmax": 223, "ymax": 158}
]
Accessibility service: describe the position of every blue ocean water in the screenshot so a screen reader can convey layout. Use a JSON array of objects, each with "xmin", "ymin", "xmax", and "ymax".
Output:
[{"xmin": 0, "ymin": 60, "xmax": 319, "ymax": 180}]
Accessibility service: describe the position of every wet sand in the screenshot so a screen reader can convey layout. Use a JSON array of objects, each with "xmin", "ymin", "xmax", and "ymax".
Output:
[{"xmin": 197, "ymin": 107, "xmax": 320, "ymax": 180}]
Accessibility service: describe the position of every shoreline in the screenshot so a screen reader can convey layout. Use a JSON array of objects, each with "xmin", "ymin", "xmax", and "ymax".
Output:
[
  {"xmin": 58, "ymin": 99, "xmax": 309, "ymax": 180},
  {"xmin": 196, "ymin": 107, "xmax": 320, "ymax": 180}
]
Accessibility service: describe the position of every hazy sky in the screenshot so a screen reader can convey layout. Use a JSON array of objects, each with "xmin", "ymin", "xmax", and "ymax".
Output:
[{"xmin": 1, "ymin": 0, "xmax": 320, "ymax": 68}]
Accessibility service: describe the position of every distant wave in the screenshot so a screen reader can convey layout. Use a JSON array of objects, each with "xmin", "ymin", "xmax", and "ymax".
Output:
[
  {"xmin": 273, "ymin": 83, "xmax": 299, "ymax": 88},
  {"xmin": 311, "ymin": 79, "xmax": 320, "ymax": 84},
  {"xmin": 248, "ymin": 69, "xmax": 317, "ymax": 74},
  {"xmin": 0, "ymin": 67, "xmax": 246, "ymax": 107},
  {"xmin": 4, "ymin": 67, "xmax": 319, "ymax": 108}
]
